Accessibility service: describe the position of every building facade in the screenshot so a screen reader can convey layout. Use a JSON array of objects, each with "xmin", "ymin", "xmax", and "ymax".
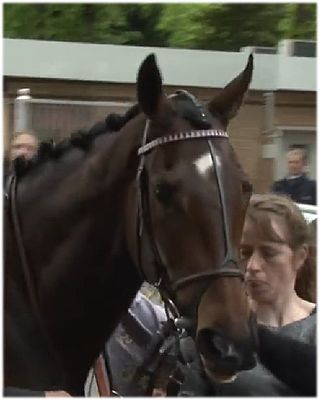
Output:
[{"xmin": 3, "ymin": 39, "xmax": 316, "ymax": 193}]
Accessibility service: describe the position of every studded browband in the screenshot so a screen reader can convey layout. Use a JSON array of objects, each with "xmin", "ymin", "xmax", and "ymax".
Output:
[{"xmin": 138, "ymin": 129, "xmax": 228, "ymax": 156}]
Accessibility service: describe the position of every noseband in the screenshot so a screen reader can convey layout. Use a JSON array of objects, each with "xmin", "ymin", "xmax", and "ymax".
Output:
[{"xmin": 136, "ymin": 121, "xmax": 244, "ymax": 320}]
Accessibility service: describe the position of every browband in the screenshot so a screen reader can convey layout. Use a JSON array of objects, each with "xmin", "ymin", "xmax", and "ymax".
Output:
[{"xmin": 138, "ymin": 129, "xmax": 228, "ymax": 156}]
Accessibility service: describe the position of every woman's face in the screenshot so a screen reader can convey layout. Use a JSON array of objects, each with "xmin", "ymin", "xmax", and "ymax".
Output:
[{"xmin": 241, "ymin": 216, "xmax": 306, "ymax": 304}]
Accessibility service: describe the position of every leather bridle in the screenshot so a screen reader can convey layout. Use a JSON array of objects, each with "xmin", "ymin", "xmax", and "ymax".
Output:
[
  {"xmin": 136, "ymin": 120, "xmax": 244, "ymax": 324},
  {"xmin": 7, "ymin": 174, "xmax": 39, "ymax": 312}
]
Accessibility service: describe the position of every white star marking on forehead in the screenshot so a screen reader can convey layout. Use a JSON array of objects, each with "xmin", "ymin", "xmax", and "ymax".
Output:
[
  {"xmin": 193, "ymin": 152, "xmax": 213, "ymax": 177},
  {"xmin": 193, "ymin": 151, "xmax": 222, "ymax": 177}
]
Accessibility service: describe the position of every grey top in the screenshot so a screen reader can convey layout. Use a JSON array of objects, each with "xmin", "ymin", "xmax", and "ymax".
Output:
[{"xmin": 214, "ymin": 312, "xmax": 316, "ymax": 396}]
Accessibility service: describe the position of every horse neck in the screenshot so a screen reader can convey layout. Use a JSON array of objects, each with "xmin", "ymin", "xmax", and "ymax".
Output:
[
  {"xmin": 16, "ymin": 118, "xmax": 144, "ymax": 266},
  {"xmin": 8, "ymin": 121, "xmax": 145, "ymax": 391},
  {"xmin": 50, "ymin": 124, "xmax": 145, "ymax": 389}
]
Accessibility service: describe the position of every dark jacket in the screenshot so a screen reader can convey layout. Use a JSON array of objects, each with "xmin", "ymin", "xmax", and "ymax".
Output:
[
  {"xmin": 257, "ymin": 325, "xmax": 316, "ymax": 396},
  {"xmin": 178, "ymin": 313, "xmax": 316, "ymax": 397},
  {"xmin": 271, "ymin": 174, "xmax": 316, "ymax": 205},
  {"xmin": 4, "ymin": 387, "xmax": 44, "ymax": 397}
]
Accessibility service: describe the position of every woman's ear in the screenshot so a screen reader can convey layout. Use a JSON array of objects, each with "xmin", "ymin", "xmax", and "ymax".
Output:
[{"xmin": 293, "ymin": 244, "xmax": 309, "ymax": 272}]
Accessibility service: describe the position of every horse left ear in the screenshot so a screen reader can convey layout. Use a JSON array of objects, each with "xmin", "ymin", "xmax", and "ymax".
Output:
[
  {"xmin": 208, "ymin": 54, "xmax": 253, "ymax": 127},
  {"xmin": 137, "ymin": 54, "xmax": 172, "ymax": 120}
]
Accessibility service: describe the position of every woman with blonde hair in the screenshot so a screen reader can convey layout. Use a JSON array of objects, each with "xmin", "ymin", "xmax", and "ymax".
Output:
[{"xmin": 179, "ymin": 193, "xmax": 316, "ymax": 396}]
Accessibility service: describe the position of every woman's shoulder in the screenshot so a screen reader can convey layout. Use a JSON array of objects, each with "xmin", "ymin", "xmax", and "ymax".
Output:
[
  {"xmin": 288, "ymin": 298, "xmax": 316, "ymax": 323},
  {"xmin": 280, "ymin": 306, "xmax": 316, "ymax": 344},
  {"xmin": 300, "ymin": 299, "xmax": 316, "ymax": 316}
]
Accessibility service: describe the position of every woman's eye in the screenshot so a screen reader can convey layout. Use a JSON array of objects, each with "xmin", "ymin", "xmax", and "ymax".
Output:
[
  {"xmin": 154, "ymin": 183, "xmax": 173, "ymax": 206},
  {"xmin": 240, "ymin": 249, "xmax": 251, "ymax": 260},
  {"xmin": 263, "ymin": 251, "xmax": 278, "ymax": 259}
]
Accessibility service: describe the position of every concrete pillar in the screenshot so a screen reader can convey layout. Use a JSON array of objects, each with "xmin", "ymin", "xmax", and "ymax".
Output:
[{"xmin": 14, "ymin": 88, "xmax": 32, "ymax": 133}]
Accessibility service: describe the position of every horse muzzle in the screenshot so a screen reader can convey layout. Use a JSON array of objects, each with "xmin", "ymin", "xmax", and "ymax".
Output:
[{"xmin": 196, "ymin": 325, "xmax": 257, "ymax": 383}]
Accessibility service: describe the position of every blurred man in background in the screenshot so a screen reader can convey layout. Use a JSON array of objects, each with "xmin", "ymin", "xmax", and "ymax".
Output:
[
  {"xmin": 4, "ymin": 131, "xmax": 39, "ymax": 187},
  {"xmin": 9, "ymin": 131, "xmax": 39, "ymax": 162},
  {"xmin": 271, "ymin": 148, "xmax": 316, "ymax": 205}
]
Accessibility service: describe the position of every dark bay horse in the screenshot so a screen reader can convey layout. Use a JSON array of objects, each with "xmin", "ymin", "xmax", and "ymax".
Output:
[{"xmin": 5, "ymin": 53, "xmax": 256, "ymax": 395}]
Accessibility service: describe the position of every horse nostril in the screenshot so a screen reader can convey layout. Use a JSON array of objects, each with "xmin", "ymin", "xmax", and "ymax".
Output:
[
  {"xmin": 211, "ymin": 333, "xmax": 229, "ymax": 356},
  {"xmin": 211, "ymin": 334, "xmax": 241, "ymax": 364},
  {"xmin": 197, "ymin": 329, "xmax": 242, "ymax": 368}
]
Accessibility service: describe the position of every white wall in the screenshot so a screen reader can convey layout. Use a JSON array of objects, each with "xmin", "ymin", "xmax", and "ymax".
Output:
[{"xmin": 3, "ymin": 39, "xmax": 316, "ymax": 91}]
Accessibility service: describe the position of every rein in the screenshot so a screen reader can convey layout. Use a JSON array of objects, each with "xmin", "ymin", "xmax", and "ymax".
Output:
[
  {"xmin": 9, "ymin": 175, "xmax": 39, "ymax": 313},
  {"xmin": 6, "ymin": 174, "xmax": 66, "ymax": 388},
  {"xmin": 7, "ymin": 174, "xmax": 110, "ymax": 395}
]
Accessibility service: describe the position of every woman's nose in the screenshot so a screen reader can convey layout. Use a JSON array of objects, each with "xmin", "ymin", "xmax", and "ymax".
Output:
[{"xmin": 245, "ymin": 253, "xmax": 262, "ymax": 274}]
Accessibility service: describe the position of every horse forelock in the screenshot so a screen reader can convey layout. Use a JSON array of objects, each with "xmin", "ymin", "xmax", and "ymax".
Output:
[{"xmin": 169, "ymin": 90, "xmax": 212, "ymax": 130}]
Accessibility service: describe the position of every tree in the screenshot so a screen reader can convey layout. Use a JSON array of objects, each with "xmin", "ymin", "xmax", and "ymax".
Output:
[
  {"xmin": 279, "ymin": 4, "xmax": 316, "ymax": 40},
  {"xmin": 3, "ymin": 3, "xmax": 316, "ymax": 51},
  {"xmin": 3, "ymin": 4, "xmax": 166, "ymax": 45},
  {"xmin": 156, "ymin": 4, "xmax": 209, "ymax": 49},
  {"xmin": 157, "ymin": 4, "xmax": 288, "ymax": 51}
]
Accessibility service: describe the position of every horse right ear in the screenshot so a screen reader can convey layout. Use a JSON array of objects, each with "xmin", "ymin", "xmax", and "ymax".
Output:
[
  {"xmin": 137, "ymin": 54, "xmax": 171, "ymax": 120},
  {"xmin": 208, "ymin": 54, "xmax": 253, "ymax": 127}
]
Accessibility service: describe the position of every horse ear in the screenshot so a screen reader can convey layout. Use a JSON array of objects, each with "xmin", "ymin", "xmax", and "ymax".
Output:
[
  {"xmin": 208, "ymin": 54, "xmax": 253, "ymax": 127},
  {"xmin": 137, "ymin": 53, "xmax": 164, "ymax": 118}
]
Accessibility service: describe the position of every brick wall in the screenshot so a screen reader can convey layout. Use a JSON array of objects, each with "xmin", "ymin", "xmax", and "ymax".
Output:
[{"xmin": 4, "ymin": 78, "xmax": 316, "ymax": 193}]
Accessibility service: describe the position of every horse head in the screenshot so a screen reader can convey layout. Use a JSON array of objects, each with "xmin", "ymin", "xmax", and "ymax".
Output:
[{"xmin": 126, "ymin": 54, "xmax": 256, "ymax": 382}]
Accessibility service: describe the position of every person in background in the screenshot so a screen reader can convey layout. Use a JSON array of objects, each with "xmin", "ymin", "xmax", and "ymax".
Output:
[
  {"xmin": 179, "ymin": 193, "xmax": 316, "ymax": 396},
  {"xmin": 271, "ymin": 148, "xmax": 316, "ymax": 205},
  {"xmin": 4, "ymin": 131, "xmax": 39, "ymax": 187},
  {"xmin": 8, "ymin": 131, "xmax": 39, "ymax": 162}
]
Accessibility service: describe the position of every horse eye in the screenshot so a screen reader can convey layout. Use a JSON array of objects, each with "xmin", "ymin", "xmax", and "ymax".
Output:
[
  {"xmin": 242, "ymin": 181, "xmax": 253, "ymax": 194},
  {"xmin": 154, "ymin": 183, "xmax": 173, "ymax": 205}
]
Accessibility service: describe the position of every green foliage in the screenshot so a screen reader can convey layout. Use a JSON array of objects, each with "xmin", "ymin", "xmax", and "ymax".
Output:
[
  {"xmin": 3, "ymin": 3, "xmax": 316, "ymax": 50},
  {"xmin": 156, "ymin": 4, "xmax": 208, "ymax": 48},
  {"xmin": 188, "ymin": 4, "xmax": 287, "ymax": 50},
  {"xmin": 3, "ymin": 4, "xmax": 165, "ymax": 45},
  {"xmin": 278, "ymin": 4, "xmax": 316, "ymax": 40}
]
